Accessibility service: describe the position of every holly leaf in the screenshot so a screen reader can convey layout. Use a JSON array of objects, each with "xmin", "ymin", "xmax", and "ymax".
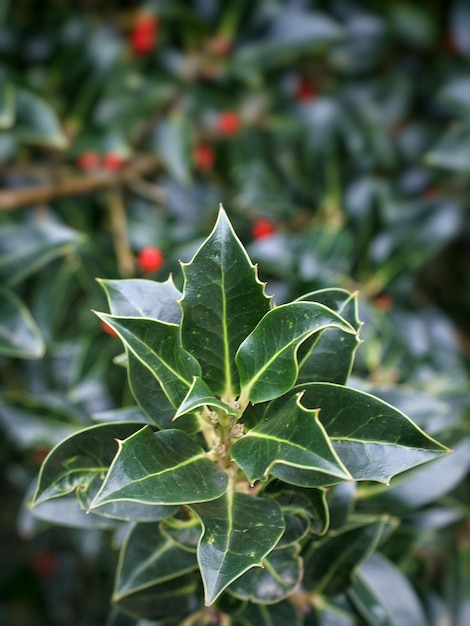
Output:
[
  {"xmin": 0, "ymin": 287, "xmax": 45, "ymax": 359},
  {"xmin": 90, "ymin": 426, "xmax": 228, "ymax": 508},
  {"xmin": 126, "ymin": 352, "xmax": 199, "ymax": 433},
  {"xmin": 236, "ymin": 302, "xmax": 356, "ymax": 405},
  {"xmin": 173, "ymin": 376, "xmax": 239, "ymax": 421},
  {"xmin": 114, "ymin": 522, "xmax": 198, "ymax": 601},
  {"xmin": 231, "ymin": 393, "xmax": 351, "ymax": 487},
  {"xmin": 98, "ymin": 277, "xmax": 182, "ymax": 323},
  {"xmin": 31, "ymin": 422, "xmax": 144, "ymax": 507},
  {"xmin": 295, "ymin": 288, "xmax": 362, "ymax": 385},
  {"xmin": 180, "ymin": 207, "xmax": 271, "ymax": 399},
  {"xmin": 235, "ymin": 600, "xmax": 302, "ymax": 626},
  {"xmin": 94, "ymin": 313, "xmax": 201, "ymax": 409},
  {"xmin": 303, "ymin": 517, "xmax": 393, "ymax": 595},
  {"xmin": 348, "ymin": 552, "xmax": 428, "ymax": 626},
  {"xmin": 288, "ymin": 383, "xmax": 450, "ymax": 484},
  {"xmin": 227, "ymin": 544, "xmax": 302, "ymax": 604},
  {"xmin": 191, "ymin": 491, "xmax": 284, "ymax": 605}
]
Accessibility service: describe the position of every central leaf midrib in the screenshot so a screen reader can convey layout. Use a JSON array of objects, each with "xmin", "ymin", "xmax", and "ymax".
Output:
[
  {"xmin": 243, "ymin": 320, "xmax": 348, "ymax": 395},
  {"xmin": 220, "ymin": 246, "xmax": 234, "ymax": 399}
]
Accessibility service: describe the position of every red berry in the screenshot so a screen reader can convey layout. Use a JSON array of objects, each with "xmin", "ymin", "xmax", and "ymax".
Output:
[
  {"xmin": 374, "ymin": 294, "xmax": 393, "ymax": 312},
  {"xmin": 194, "ymin": 143, "xmax": 215, "ymax": 171},
  {"xmin": 101, "ymin": 321, "xmax": 118, "ymax": 337},
  {"xmin": 130, "ymin": 14, "xmax": 159, "ymax": 55},
  {"xmin": 296, "ymin": 77, "xmax": 317, "ymax": 102},
  {"xmin": 252, "ymin": 218, "xmax": 276, "ymax": 240},
  {"xmin": 103, "ymin": 152, "xmax": 124, "ymax": 171},
  {"xmin": 138, "ymin": 246, "xmax": 164, "ymax": 273},
  {"xmin": 217, "ymin": 111, "xmax": 240, "ymax": 136},
  {"xmin": 77, "ymin": 151, "xmax": 100, "ymax": 171}
]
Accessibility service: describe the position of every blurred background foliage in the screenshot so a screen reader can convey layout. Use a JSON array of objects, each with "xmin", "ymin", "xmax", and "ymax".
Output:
[{"xmin": 0, "ymin": 0, "xmax": 469, "ymax": 624}]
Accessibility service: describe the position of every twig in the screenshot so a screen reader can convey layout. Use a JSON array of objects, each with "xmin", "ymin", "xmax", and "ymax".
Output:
[
  {"xmin": 107, "ymin": 186, "xmax": 135, "ymax": 277},
  {"xmin": 0, "ymin": 155, "xmax": 161, "ymax": 211}
]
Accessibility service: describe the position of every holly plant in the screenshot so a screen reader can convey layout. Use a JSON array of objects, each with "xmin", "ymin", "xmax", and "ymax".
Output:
[{"xmin": 30, "ymin": 207, "xmax": 448, "ymax": 625}]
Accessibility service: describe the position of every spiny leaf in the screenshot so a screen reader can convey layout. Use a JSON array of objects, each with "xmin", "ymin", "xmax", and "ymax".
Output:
[
  {"xmin": 98, "ymin": 276, "xmax": 182, "ymax": 323},
  {"xmin": 227, "ymin": 544, "xmax": 302, "ymax": 604},
  {"xmin": 231, "ymin": 393, "xmax": 351, "ymax": 487},
  {"xmin": 292, "ymin": 383, "xmax": 450, "ymax": 484},
  {"xmin": 31, "ymin": 422, "xmax": 144, "ymax": 507},
  {"xmin": 180, "ymin": 207, "xmax": 271, "ymax": 400},
  {"xmin": 93, "ymin": 312, "xmax": 201, "ymax": 409},
  {"xmin": 191, "ymin": 491, "xmax": 284, "ymax": 605},
  {"xmin": 114, "ymin": 522, "xmax": 198, "ymax": 600},
  {"xmin": 236, "ymin": 301, "xmax": 356, "ymax": 405},
  {"xmin": 90, "ymin": 426, "xmax": 228, "ymax": 508},
  {"xmin": 173, "ymin": 376, "xmax": 239, "ymax": 421}
]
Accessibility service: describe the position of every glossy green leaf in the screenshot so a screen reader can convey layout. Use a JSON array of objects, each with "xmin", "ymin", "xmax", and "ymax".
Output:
[
  {"xmin": 0, "ymin": 221, "xmax": 82, "ymax": 287},
  {"xmin": 235, "ymin": 600, "xmax": 301, "ymax": 626},
  {"xmin": 27, "ymin": 490, "xmax": 119, "ymax": 530},
  {"xmin": 126, "ymin": 351, "xmax": 199, "ymax": 433},
  {"xmin": 115, "ymin": 523, "xmax": 198, "ymax": 600},
  {"xmin": 290, "ymin": 383, "xmax": 449, "ymax": 484},
  {"xmin": 31, "ymin": 422, "xmax": 144, "ymax": 507},
  {"xmin": 91, "ymin": 498, "xmax": 178, "ymax": 523},
  {"xmin": 173, "ymin": 376, "xmax": 239, "ymax": 421},
  {"xmin": 233, "ymin": 8, "xmax": 343, "ymax": 72},
  {"xmin": 0, "ymin": 288, "xmax": 45, "ymax": 359},
  {"xmin": 191, "ymin": 491, "xmax": 285, "ymax": 605},
  {"xmin": 180, "ymin": 207, "xmax": 271, "ymax": 399},
  {"xmin": 348, "ymin": 552, "xmax": 427, "ymax": 626},
  {"xmin": 231, "ymin": 393, "xmax": 351, "ymax": 487},
  {"xmin": 303, "ymin": 517, "xmax": 392, "ymax": 595},
  {"xmin": 99, "ymin": 277, "xmax": 182, "ymax": 323},
  {"xmin": 228, "ymin": 544, "xmax": 302, "ymax": 604},
  {"xmin": 357, "ymin": 437, "xmax": 470, "ymax": 512},
  {"xmin": 156, "ymin": 112, "xmax": 192, "ymax": 184},
  {"xmin": 114, "ymin": 574, "xmax": 198, "ymax": 622},
  {"xmin": 237, "ymin": 302, "xmax": 356, "ymax": 406},
  {"xmin": 90, "ymin": 426, "xmax": 228, "ymax": 508},
  {"xmin": 161, "ymin": 517, "xmax": 201, "ymax": 553},
  {"xmin": 306, "ymin": 595, "xmax": 361, "ymax": 626},
  {"xmin": 94, "ymin": 313, "xmax": 201, "ymax": 409},
  {"xmin": 14, "ymin": 87, "xmax": 67, "ymax": 148},
  {"xmin": 295, "ymin": 288, "xmax": 362, "ymax": 385},
  {"xmin": 275, "ymin": 492, "xmax": 314, "ymax": 547}
]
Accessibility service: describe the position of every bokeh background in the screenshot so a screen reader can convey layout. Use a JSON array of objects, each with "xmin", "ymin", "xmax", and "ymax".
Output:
[{"xmin": 1, "ymin": 1, "xmax": 469, "ymax": 624}]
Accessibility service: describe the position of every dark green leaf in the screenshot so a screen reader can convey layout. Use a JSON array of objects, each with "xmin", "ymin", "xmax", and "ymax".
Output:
[
  {"xmin": 14, "ymin": 87, "xmax": 67, "ymax": 148},
  {"xmin": 31, "ymin": 422, "xmax": 144, "ymax": 507},
  {"xmin": 156, "ymin": 112, "xmax": 192, "ymax": 184},
  {"xmin": 303, "ymin": 517, "xmax": 392, "ymax": 595},
  {"xmin": 99, "ymin": 277, "xmax": 182, "ymax": 323},
  {"xmin": 94, "ymin": 313, "xmax": 201, "ymax": 409},
  {"xmin": 228, "ymin": 544, "xmax": 302, "ymax": 604},
  {"xmin": 426, "ymin": 123, "xmax": 470, "ymax": 172},
  {"xmin": 173, "ymin": 376, "xmax": 239, "ymax": 421},
  {"xmin": 115, "ymin": 523, "xmax": 198, "ymax": 600},
  {"xmin": 90, "ymin": 426, "xmax": 228, "ymax": 508},
  {"xmin": 0, "ymin": 288, "xmax": 45, "ymax": 359},
  {"xmin": 296, "ymin": 288, "xmax": 362, "ymax": 385},
  {"xmin": 180, "ymin": 207, "xmax": 271, "ymax": 399},
  {"xmin": 126, "ymin": 351, "xmax": 199, "ymax": 433},
  {"xmin": 237, "ymin": 302, "xmax": 356, "ymax": 406},
  {"xmin": 235, "ymin": 600, "xmax": 301, "ymax": 626},
  {"xmin": 0, "ymin": 221, "xmax": 82, "ymax": 287},
  {"xmin": 191, "ymin": 492, "xmax": 284, "ymax": 605},
  {"xmin": 292, "ymin": 383, "xmax": 449, "ymax": 484},
  {"xmin": 357, "ymin": 437, "xmax": 470, "ymax": 512},
  {"xmin": 92, "ymin": 499, "xmax": 178, "ymax": 523},
  {"xmin": 231, "ymin": 393, "xmax": 351, "ymax": 488},
  {"xmin": 114, "ymin": 574, "xmax": 198, "ymax": 622},
  {"xmin": 161, "ymin": 516, "xmax": 201, "ymax": 553},
  {"xmin": 348, "ymin": 552, "xmax": 427, "ymax": 626}
]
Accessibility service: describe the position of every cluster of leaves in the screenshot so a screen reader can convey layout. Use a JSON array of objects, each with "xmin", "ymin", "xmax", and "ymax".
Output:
[
  {"xmin": 1, "ymin": 0, "xmax": 470, "ymax": 625},
  {"xmin": 29, "ymin": 209, "xmax": 449, "ymax": 624}
]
